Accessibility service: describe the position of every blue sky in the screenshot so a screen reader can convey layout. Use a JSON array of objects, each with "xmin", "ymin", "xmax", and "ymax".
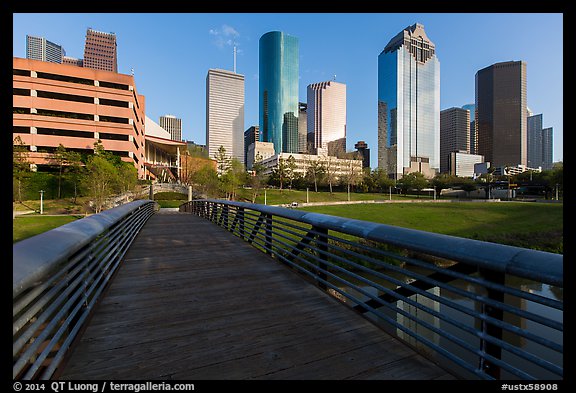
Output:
[{"xmin": 13, "ymin": 13, "xmax": 563, "ymax": 168}]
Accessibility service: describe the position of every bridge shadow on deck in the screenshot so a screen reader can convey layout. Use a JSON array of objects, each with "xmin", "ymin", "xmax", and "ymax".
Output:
[{"xmin": 59, "ymin": 212, "xmax": 455, "ymax": 380}]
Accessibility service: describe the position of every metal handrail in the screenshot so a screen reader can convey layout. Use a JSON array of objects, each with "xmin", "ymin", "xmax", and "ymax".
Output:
[
  {"xmin": 181, "ymin": 199, "xmax": 563, "ymax": 380},
  {"xmin": 13, "ymin": 200, "xmax": 156, "ymax": 380}
]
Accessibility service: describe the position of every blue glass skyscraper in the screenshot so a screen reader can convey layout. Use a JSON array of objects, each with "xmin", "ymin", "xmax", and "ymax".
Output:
[
  {"xmin": 259, "ymin": 31, "xmax": 299, "ymax": 154},
  {"xmin": 378, "ymin": 23, "xmax": 440, "ymax": 179}
]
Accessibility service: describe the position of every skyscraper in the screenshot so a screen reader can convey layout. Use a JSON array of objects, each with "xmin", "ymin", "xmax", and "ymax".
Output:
[
  {"xmin": 160, "ymin": 115, "xmax": 183, "ymax": 142},
  {"xmin": 298, "ymin": 102, "xmax": 308, "ymax": 153},
  {"xmin": 461, "ymin": 104, "xmax": 476, "ymax": 154},
  {"xmin": 527, "ymin": 114, "xmax": 543, "ymax": 168},
  {"xmin": 83, "ymin": 28, "xmax": 117, "ymax": 72},
  {"xmin": 244, "ymin": 126, "xmax": 260, "ymax": 165},
  {"xmin": 307, "ymin": 81, "xmax": 347, "ymax": 156},
  {"xmin": 259, "ymin": 31, "xmax": 299, "ymax": 154},
  {"xmin": 26, "ymin": 35, "xmax": 64, "ymax": 63},
  {"xmin": 440, "ymin": 107, "xmax": 470, "ymax": 173},
  {"xmin": 542, "ymin": 127, "xmax": 553, "ymax": 170},
  {"xmin": 475, "ymin": 61, "xmax": 527, "ymax": 167},
  {"xmin": 378, "ymin": 23, "xmax": 440, "ymax": 179},
  {"xmin": 354, "ymin": 141, "xmax": 371, "ymax": 169},
  {"xmin": 206, "ymin": 68, "xmax": 245, "ymax": 164}
]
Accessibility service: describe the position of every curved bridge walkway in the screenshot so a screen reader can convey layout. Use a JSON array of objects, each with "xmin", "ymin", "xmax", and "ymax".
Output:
[{"xmin": 59, "ymin": 211, "xmax": 455, "ymax": 380}]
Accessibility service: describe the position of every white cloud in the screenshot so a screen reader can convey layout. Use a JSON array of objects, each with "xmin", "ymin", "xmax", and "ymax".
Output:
[
  {"xmin": 209, "ymin": 24, "xmax": 241, "ymax": 49},
  {"xmin": 222, "ymin": 24, "xmax": 239, "ymax": 38}
]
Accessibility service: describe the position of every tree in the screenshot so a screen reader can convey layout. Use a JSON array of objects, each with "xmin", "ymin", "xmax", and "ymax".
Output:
[
  {"xmin": 369, "ymin": 168, "xmax": 394, "ymax": 193},
  {"xmin": 271, "ymin": 157, "xmax": 289, "ymax": 191},
  {"xmin": 431, "ymin": 173, "xmax": 459, "ymax": 196},
  {"xmin": 322, "ymin": 154, "xmax": 336, "ymax": 194},
  {"xmin": 250, "ymin": 153, "xmax": 267, "ymax": 203},
  {"xmin": 286, "ymin": 155, "xmax": 297, "ymax": 189},
  {"xmin": 195, "ymin": 165, "xmax": 219, "ymax": 198},
  {"xmin": 458, "ymin": 177, "xmax": 477, "ymax": 198},
  {"xmin": 50, "ymin": 144, "xmax": 68, "ymax": 199},
  {"xmin": 305, "ymin": 156, "xmax": 325, "ymax": 192},
  {"xmin": 117, "ymin": 161, "xmax": 138, "ymax": 195},
  {"xmin": 398, "ymin": 172, "xmax": 428, "ymax": 197},
  {"xmin": 63, "ymin": 150, "xmax": 83, "ymax": 203},
  {"xmin": 220, "ymin": 158, "xmax": 246, "ymax": 200},
  {"xmin": 13, "ymin": 136, "xmax": 30, "ymax": 203},
  {"xmin": 82, "ymin": 155, "xmax": 119, "ymax": 213},
  {"xmin": 214, "ymin": 145, "xmax": 231, "ymax": 176}
]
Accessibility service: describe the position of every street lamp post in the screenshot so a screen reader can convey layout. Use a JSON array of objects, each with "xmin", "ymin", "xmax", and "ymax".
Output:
[{"xmin": 39, "ymin": 190, "xmax": 44, "ymax": 215}]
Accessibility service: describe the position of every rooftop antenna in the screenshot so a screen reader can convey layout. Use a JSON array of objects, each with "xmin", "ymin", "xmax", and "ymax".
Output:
[
  {"xmin": 233, "ymin": 44, "xmax": 237, "ymax": 73},
  {"xmin": 333, "ymin": 74, "xmax": 336, "ymax": 81},
  {"xmin": 131, "ymin": 67, "xmax": 134, "ymax": 76}
]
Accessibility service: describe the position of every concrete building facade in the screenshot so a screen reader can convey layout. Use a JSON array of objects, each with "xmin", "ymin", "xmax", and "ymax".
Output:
[
  {"xmin": 160, "ymin": 114, "xmax": 182, "ymax": 141},
  {"xmin": 26, "ymin": 35, "xmax": 64, "ymax": 64},
  {"xmin": 307, "ymin": 81, "xmax": 347, "ymax": 155},
  {"xmin": 206, "ymin": 68, "xmax": 245, "ymax": 164},
  {"xmin": 244, "ymin": 126, "xmax": 260, "ymax": 166},
  {"xmin": 440, "ymin": 107, "xmax": 470, "ymax": 174},
  {"xmin": 475, "ymin": 61, "xmax": 527, "ymax": 167},
  {"xmin": 13, "ymin": 57, "xmax": 146, "ymax": 178},
  {"xmin": 260, "ymin": 152, "xmax": 363, "ymax": 180},
  {"xmin": 83, "ymin": 28, "xmax": 118, "ymax": 73},
  {"xmin": 246, "ymin": 141, "xmax": 276, "ymax": 171},
  {"xmin": 448, "ymin": 151, "xmax": 485, "ymax": 177}
]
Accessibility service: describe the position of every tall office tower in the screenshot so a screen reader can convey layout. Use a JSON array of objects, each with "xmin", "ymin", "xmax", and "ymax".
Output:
[
  {"xmin": 206, "ymin": 68, "xmax": 245, "ymax": 164},
  {"xmin": 462, "ymin": 104, "xmax": 476, "ymax": 154},
  {"xmin": 259, "ymin": 31, "xmax": 299, "ymax": 154},
  {"xmin": 26, "ymin": 35, "xmax": 64, "ymax": 63},
  {"xmin": 475, "ymin": 61, "xmax": 527, "ymax": 167},
  {"xmin": 244, "ymin": 126, "xmax": 260, "ymax": 166},
  {"xmin": 307, "ymin": 81, "xmax": 347, "ymax": 156},
  {"xmin": 160, "ymin": 115, "xmax": 183, "ymax": 141},
  {"xmin": 83, "ymin": 28, "xmax": 118, "ymax": 72},
  {"xmin": 542, "ymin": 127, "xmax": 553, "ymax": 170},
  {"xmin": 354, "ymin": 141, "xmax": 371, "ymax": 168},
  {"xmin": 440, "ymin": 107, "xmax": 470, "ymax": 173},
  {"xmin": 527, "ymin": 114, "xmax": 543, "ymax": 168},
  {"xmin": 298, "ymin": 102, "xmax": 308, "ymax": 153},
  {"xmin": 378, "ymin": 23, "xmax": 440, "ymax": 179}
]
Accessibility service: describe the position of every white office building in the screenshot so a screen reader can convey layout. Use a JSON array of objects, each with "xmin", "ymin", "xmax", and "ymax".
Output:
[
  {"xmin": 307, "ymin": 81, "xmax": 347, "ymax": 155},
  {"xmin": 206, "ymin": 68, "xmax": 245, "ymax": 164}
]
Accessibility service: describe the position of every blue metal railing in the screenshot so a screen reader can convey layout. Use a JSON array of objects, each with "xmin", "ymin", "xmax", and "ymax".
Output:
[
  {"xmin": 181, "ymin": 199, "xmax": 563, "ymax": 380},
  {"xmin": 13, "ymin": 200, "xmax": 156, "ymax": 380}
]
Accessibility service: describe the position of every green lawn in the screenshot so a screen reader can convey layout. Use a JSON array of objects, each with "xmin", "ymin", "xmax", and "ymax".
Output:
[
  {"xmin": 13, "ymin": 215, "xmax": 83, "ymax": 244},
  {"xmin": 235, "ymin": 188, "xmax": 429, "ymax": 205},
  {"xmin": 156, "ymin": 200, "xmax": 186, "ymax": 208},
  {"xmin": 298, "ymin": 202, "xmax": 563, "ymax": 253}
]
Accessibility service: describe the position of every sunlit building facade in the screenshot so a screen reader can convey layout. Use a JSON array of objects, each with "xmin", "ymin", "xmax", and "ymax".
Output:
[
  {"xmin": 259, "ymin": 31, "xmax": 299, "ymax": 154},
  {"xmin": 378, "ymin": 23, "xmax": 440, "ymax": 179}
]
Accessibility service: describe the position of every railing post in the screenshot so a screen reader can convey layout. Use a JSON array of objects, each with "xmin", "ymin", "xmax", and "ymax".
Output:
[
  {"xmin": 265, "ymin": 213, "xmax": 273, "ymax": 256},
  {"xmin": 239, "ymin": 207, "xmax": 245, "ymax": 240},
  {"xmin": 478, "ymin": 268, "xmax": 505, "ymax": 379},
  {"xmin": 223, "ymin": 204, "xmax": 229, "ymax": 229},
  {"xmin": 315, "ymin": 227, "xmax": 328, "ymax": 290}
]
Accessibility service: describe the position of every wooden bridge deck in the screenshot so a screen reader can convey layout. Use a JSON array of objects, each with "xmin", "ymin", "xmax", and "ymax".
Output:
[{"xmin": 59, "ymin": 211, "xmax": 455, "ymax": 380}]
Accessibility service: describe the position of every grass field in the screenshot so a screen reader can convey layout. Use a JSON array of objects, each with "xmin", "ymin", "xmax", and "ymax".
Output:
[
  {"xmin": 298, "ymin": 202, "xmax": 563, "ymax": 253},
  {"xmin": 235, "ymin": 188, "xmax": 433, "ymax": 206},
  {"xmin": 13, "ymin": 215, "xmax": 83, "ymax": 244}
]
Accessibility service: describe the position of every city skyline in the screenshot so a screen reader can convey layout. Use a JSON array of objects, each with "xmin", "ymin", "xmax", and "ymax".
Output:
[{"xmin": 12, "ymin": 13, "xmax": 563, "ymax": 168}]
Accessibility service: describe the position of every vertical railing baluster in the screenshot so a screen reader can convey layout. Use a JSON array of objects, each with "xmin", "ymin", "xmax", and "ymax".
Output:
[
  {"xmin": 478, "ymin": 268, "xmax": 505, "ymax": 379},
  {"xmin": 265, "ymin": 214, "xmax": 273, "ymax": 256},
  {"xmin": 315, "ymin": 227, "xmax": 328, "ymax": 290},
  {"xmin": 239, "ymin": 207, "xmax": 245, "ymax": 240}
]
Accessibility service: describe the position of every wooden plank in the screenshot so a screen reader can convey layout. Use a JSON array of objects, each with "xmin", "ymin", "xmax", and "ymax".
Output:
[{"xmin": 59, "ymin": 214, "xmax": 455, "ymax": 380}]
